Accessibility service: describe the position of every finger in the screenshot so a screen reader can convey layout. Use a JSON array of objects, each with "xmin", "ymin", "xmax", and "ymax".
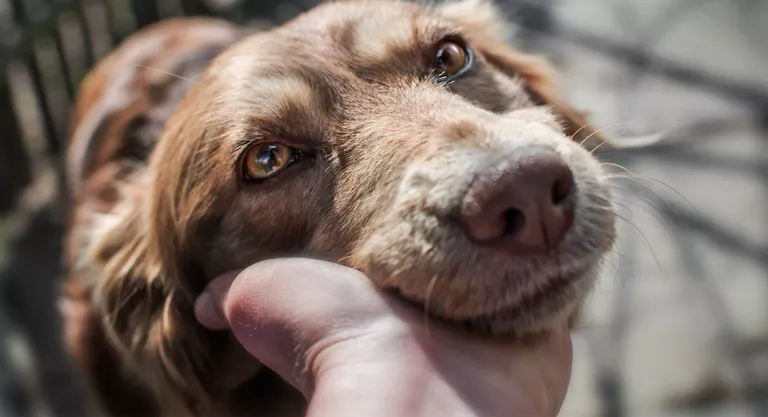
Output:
[
  {"xmin": 199, "ymin": 258, "xmax": 390, "ymax": 394},
  {"xmin": 194, "ymin": 270, "xmax": 241, "ymax": 330}
]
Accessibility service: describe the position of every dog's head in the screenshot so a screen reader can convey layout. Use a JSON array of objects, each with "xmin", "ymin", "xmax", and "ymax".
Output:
[{"xmin": 88, "ymin": 0, "xmax": 615, "ymax": 411}]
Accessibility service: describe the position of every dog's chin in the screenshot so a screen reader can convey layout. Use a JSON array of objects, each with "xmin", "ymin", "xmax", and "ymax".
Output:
[
  {"xmin": 457, "ymin": 267, "xmax": 597, "ymax": 337},
  {"xmin": 386, "ymin": 265, "xmax": 598, "ymax": 338}
]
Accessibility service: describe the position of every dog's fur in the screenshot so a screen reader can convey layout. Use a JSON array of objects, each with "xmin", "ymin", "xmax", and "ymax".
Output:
[{"xmin": 61, "ymin": 1, "xmax": 616, "ymax": 416}]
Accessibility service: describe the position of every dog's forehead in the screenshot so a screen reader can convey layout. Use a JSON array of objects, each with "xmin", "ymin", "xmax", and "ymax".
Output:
[
  {"xmin": 206, "ymin": 2, "xmax": 466, "ymax": 138},
  {"xmin": 217, "ymin": 1, "xmax": 462, "ymax": 87},
  {"xmin": 287, "ymin": 0, "xmax": 442, "ymax": 32},
  {"xmin": 280, "ymin": 1, "xmax": 457, "ymax": 59}
]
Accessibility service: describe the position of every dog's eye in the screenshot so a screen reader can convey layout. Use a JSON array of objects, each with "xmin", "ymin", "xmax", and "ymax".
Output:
[
  {"xmin": 243, "ymin": 143, "xmax": 303, "ymax": 180},
  {"xmin": 434, "ymin": 41, "xmax": 469, "ymax": 80}
]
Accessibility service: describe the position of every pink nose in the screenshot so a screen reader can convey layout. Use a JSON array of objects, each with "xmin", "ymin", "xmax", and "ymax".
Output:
[{"xmin": 460, "ymin": 148, "xmax": 576, "ymax": 255}]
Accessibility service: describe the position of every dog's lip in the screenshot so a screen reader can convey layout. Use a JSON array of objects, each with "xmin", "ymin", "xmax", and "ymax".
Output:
[
  {"xmin": 386, "ymin": 263, "xmax": 591, "ymax": 324},
  {"xmin": 463, "ymin": 267, "xmax": 585, "ymax": 323}
]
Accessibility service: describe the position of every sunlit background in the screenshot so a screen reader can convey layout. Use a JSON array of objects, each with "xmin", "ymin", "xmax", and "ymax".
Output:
[{"xmin": 0, "ymin": 0, "xmax": 766, "ymax": 416}]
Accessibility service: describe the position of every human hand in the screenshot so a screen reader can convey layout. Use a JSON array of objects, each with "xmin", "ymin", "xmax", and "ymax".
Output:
[{"xmin": 194, "ymin": 258, "xmax": 573, "ymax": 417}]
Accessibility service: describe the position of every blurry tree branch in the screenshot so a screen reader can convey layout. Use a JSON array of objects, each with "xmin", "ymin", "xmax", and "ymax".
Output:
[
  {"xmin": 661, "ymin": 203, "xmax": 768, "ymax": 271},
  {"xmin": 508, "ymin": 0, "xmax": 768, "ymax": 119},
  {"xmin": 557, "ymin": 26, "xmax": 768, "ymax": 117}
]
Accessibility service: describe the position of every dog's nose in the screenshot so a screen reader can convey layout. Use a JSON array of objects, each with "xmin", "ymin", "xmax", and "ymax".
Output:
[{"xmin": 460, "ymin": 148, "xmax": 576, "ymax": 255}]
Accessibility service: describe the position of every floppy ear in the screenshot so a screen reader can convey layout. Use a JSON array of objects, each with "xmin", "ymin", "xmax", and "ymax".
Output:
[
  {"xmin": 79, "ymin": 80, "xmax": 236, "ymax": 414},
  {"xmin": 484, "ymin": 46, "xmax": 612, "ymax": 151},
  {"xmin": 85, "ymin": 168, "xmax": 213, "ymax": 416},
  {"xmin": 437, "ymin": 0, "xmax": 612, "ymax": 151}
]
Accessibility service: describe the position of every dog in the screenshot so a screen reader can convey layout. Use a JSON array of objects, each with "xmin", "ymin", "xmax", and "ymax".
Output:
[{"xmin": 61, "ymin": 1, "xmax": 617, "ymax": 416}]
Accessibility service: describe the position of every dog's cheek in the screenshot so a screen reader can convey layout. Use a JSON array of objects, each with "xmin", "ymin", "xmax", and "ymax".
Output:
[
  {"xmin": 345, "ymin": 162, "xmax": 492, "ymax": 317},
  {"xmin": 202, "ymin": 176, "xmax": 333, "ymax": 274}
]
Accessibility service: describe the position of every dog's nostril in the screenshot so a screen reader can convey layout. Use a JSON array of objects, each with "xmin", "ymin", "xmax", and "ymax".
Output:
[
  {"xmin": 502, "ymin": 208, "xmax": 525, "ymax": 237},
  {"xmin": 551, "ymin": 173, "xmax": 575, "ymax": 205}
]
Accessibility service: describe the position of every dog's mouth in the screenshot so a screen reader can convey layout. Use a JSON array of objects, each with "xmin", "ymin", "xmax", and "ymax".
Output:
[
  {"xmin": 460, "ymin": 266, "xmax": 591, "ymax": 335},
  {"xmin": 383, "ymin": 263, "xmax": 594, "ymax": 336}
]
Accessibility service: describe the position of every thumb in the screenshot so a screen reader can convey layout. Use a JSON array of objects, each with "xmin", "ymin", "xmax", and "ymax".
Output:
[
  {"xmin": 194, "ymin": 270, "xmax": 241, "ymax": 330},
  {"xmin": 193, "ymin": 258, "xmax": 387, "ymax": 395}
]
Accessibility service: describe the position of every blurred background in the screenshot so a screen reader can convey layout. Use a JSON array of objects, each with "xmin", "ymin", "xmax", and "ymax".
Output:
[{"xmin": 0, "ymin": 0, "xmax": 766, "ymax": 416}]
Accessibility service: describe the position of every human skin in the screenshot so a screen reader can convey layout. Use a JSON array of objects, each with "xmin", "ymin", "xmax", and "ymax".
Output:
[{"xmin": 194, "ymin": 258, "xmax": 573, "ymax": 417}]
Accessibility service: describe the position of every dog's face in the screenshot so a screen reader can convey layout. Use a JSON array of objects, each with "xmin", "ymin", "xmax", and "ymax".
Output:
[{"xmin": 142, "ymin": 0, "xmax": 615, "ymax": 337}]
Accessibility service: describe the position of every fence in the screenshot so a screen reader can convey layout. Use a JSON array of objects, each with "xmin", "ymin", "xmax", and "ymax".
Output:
[
  {"xmin": 1, "ymin": 0, "xmax": 767, "ymax": 416},
  {"xmin": 0, "ymin": 2, "xmax": 302, "ymax": 416}
]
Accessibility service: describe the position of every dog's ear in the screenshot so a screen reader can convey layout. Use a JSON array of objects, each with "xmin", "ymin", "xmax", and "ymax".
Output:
[
  {"xmin": 87, "ymin": 167, "xmax": 212, "ymax": 415},
  {"xmin": 437, "ymin": 0, "xmax": 611, "ymax": 151},
  {"xmin": 480, "ymin": 44, "xmax": 610, "ymax": 150}
]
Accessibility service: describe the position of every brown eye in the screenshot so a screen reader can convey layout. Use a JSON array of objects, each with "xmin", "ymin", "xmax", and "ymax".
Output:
[
  {"xmin": 435, "ymin": 41, "xmax": 469, "ymax": 78},
  {"xmin": 243, "ymin": 143, "xmax": 302, "ymax": 180}
]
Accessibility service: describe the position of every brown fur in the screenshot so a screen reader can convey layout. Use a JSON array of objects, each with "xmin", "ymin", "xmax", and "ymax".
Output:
[{"xmin": 62, "ymin": 1, "xmax": 615, "ymax": 416}]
